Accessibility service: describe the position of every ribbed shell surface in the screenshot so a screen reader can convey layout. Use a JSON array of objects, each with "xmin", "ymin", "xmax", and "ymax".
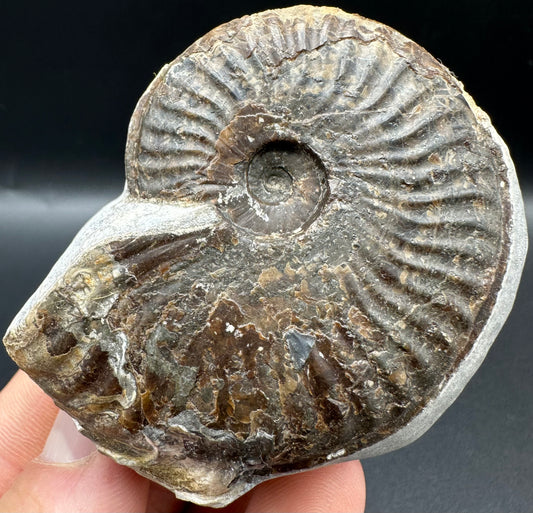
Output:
[{"xmin": 3, "ymin": 5, "xmax": 525, "ymax": 508}]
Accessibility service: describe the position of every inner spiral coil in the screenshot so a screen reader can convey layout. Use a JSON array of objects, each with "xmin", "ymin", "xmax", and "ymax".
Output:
[{"xmin": 228, "ymin": 139, "xmax": 329, "ymax": 234}]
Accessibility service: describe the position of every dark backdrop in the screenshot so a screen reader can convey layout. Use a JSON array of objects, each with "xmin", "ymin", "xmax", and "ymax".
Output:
[{"xmin": 1, "ymin": 1, "xmax": 532, "ymax": 512}]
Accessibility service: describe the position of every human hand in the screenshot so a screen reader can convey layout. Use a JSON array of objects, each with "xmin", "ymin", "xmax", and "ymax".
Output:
[{"xmin": 0, "ymin": 371, "xmax": 365, "ymax": 512}]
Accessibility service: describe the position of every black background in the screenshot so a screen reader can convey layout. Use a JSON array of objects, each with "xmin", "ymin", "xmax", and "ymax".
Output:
[{"xmin": 1, "ymin": 1, "xmax": 532, "ymax": 512}]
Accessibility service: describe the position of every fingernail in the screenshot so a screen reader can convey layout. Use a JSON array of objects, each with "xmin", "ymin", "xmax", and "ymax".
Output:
[{"xmin": 39, "ymin": 409, "xmax": 97, "ymax": 463}]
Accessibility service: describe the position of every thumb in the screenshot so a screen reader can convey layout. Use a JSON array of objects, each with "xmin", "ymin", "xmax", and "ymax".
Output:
[
  {"xmin": 38, "ymin": 410, "xmax": 97, "ymax": 464},
  {"xmin": 0, "ymin": 372, "xmax": 151, "ymax": 512}
]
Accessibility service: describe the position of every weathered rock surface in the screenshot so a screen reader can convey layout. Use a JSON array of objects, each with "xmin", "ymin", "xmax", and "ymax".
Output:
[{"xmin": 3, "ymin": 5, "xmax": 527, "ymax": 507}]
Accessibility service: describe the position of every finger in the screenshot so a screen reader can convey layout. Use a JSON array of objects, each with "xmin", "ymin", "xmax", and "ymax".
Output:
[
  {"xmin": 39, "ymin": 410, "xmax": 97, "ymax": 464},
  {"xmin": 0, "ymin": 370, "xmax": 58, "ymax": 495},
  {"xmin": 0, "ymin": 451, "xmax": 151, "ymax": 512},
  {"xmin": 146, "ymin": 481, "xmax": 184, "ymax": 513},
  {"xmin": 243, "ymin": 460, "xmax": 366, "ymax": 513}
]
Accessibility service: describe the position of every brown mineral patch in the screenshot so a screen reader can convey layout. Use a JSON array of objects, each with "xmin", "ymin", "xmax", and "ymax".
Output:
[
  {"xmin": 389, "ymin": 369, "xmax": 407, "ymax": 386},
  {"xmin": 258, "ymin": 266, "xmax": 283, "ymax": 288},
  {"xmin": 428, "ymin": 152, "xmax": 442, "ymax": 165},
  {"xmin": 284, "ymin": 262, "xmax": 297, "ymax": 279},
  {"xmin": 348, "ymin": 306, "xmax": 376, "ymax": 340}
]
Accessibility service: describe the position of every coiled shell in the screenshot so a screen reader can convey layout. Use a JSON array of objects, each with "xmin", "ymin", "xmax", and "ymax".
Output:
[{"xmin": 3, "ymin": 5, "xmax": 527, "ymax": 507}]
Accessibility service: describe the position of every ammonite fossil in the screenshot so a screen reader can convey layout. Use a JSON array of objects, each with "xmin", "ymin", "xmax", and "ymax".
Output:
[{"xmin": 3, "ymin": 5, "xmax": 527, "ymax": 507}]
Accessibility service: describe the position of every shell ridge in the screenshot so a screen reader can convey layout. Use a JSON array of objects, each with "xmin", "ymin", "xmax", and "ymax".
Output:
[
  {"xmin": 163, "ymin": 74, "xmax": 233, "ymax": 125},
  {"xmin": 353, "ymin": 58, "xmax": 411, "ymax": 113},
  {"xmin": 345, "ymin": 237, "xmax": 474, "ymax": 342},
  {"xmin": 351, "ymin": 196, "xmax": 497, "ymax": 305},
  {"xmin": 382, "ymin": 237, "xmax": 489, "ymax": 295},
  {"xmin": 350, "ymin": 161, "xmax": 461, "ymax": 188},
  {"xmin": 353, "ymin": 174, "xmax": 490, "ymax": 212},
  {"xmin": 346, "ymin": 83, "xmax": 435, "ymax": 140},
  {"xmin": 155, "ymin": 88, "xmax": 228, "ymax": 132},
  {"xmin": 138, "ymin": 151, "xmax": 211, "ymax": 171},
  {"xmin": 139, "ymin": 129, "xmax": 215, "ymax": 156},
  {"xmin": 339, "ymin": 45, "xmax": 383, "ymax": 105},
  {"xmin": 358, "ymin": 194, "xmax": 489, "ymax": 231},
  {"xmin": 352, "ymin": 103, "xmax": 467, "ymax": 151},
  {"xmin": 140, "ymin": 119, "xmax": 219, "ymax": 153},
  {"xmin": 354, "ymin": 131, "xmax": 469, "ymax": 165},
  {"xmin": 191, "ymin": 54, "xmax": 246, "ymax": 103},
  {"xmin": 334, "ymin": 263, "xmax": 394, "ymax": 338}
]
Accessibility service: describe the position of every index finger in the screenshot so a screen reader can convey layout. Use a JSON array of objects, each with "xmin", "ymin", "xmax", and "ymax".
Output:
[{"xmin": 0, "ymin": 370, "xmax": 58, "ymax": 496}]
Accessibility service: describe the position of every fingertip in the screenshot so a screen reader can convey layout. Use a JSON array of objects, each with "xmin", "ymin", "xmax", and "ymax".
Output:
[
  {"xmin": 38, "ymin": 409, "xmax": 97, "ymax": 463},
  {"xmin": 244, "ymin": 460, "xmax": 365, "ymax": 513}
]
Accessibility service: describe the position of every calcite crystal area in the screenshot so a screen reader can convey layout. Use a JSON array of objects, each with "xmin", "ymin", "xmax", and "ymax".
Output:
[{"xmin": 3, "ymin": 5, "xmax": 527, "ymax": 507}]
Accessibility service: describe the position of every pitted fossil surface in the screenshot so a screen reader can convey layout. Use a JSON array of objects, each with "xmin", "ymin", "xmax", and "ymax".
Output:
[{"xmin": 3, "ymin": 5, "xmax": 527, "ymax": 507}]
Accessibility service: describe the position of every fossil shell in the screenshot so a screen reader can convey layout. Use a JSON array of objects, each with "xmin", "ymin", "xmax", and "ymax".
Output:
[{"xmin": 3, "ymin": 5, "xmax": 527, "ymax": 507}]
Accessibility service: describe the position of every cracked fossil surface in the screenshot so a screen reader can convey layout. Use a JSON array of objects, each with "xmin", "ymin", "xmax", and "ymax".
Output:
[{"xmin": 3, "ymin": 5, "xmax": 528, "ymax": 507}]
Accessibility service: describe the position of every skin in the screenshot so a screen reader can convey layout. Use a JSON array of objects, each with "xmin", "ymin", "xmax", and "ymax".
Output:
[{"xmin": 0, "ymin": 371, "xmax": 366, "ymax": 513}]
